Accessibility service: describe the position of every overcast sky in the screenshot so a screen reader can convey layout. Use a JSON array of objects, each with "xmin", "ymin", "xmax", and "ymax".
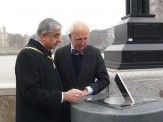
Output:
[{"xmin": 0, "ymin": 0, "xmax": 125, "ymax": 35}]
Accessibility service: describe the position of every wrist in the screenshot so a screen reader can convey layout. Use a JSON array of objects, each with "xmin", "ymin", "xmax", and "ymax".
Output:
[
  {"xmin": 83, "ymin": 89, "xmax": 89, "ymax": 96},
  {"xmin": 63, "ymin": 92, "xmax": 68, "ymax": 101}
]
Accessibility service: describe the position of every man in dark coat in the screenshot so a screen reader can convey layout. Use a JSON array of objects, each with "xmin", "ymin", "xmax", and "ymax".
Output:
[
  {"xmin": 54, "ymin": 21, "xmax": 110, "ymax": 122},
  {"xmin": 15, "ymin": 18, "xmax": 84, "ymax": 122}
]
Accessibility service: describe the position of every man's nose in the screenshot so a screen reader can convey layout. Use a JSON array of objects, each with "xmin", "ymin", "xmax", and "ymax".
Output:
[{"xmin": 57, "ymin": 37, "xmax": 62, "ymax": 42}]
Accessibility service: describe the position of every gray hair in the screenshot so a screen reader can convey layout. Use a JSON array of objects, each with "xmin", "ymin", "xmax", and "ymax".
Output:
[
  {"xmin": 36, "ymin": 18, "xmax": 62, "ymax": 36},
  {"xmin": 68, "ymin": 21, "xmax": 90, "ymax": 35}
]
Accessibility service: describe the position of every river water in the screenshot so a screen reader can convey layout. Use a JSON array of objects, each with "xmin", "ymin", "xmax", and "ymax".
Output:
[{"xmin": 0, "ymin": 55, "xmax": 17, "ymax": 83}]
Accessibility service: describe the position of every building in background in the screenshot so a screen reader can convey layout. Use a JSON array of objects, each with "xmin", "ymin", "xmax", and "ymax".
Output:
[
  {"xmin": 89, "ymin": 28, "xmax": 114, "ymax": 52},
  {"xmin": 0, "ymin": 25, "xmax": 9, "ymax": 47}
]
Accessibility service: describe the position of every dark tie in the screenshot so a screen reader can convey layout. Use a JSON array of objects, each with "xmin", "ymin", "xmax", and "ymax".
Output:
[{"xmin": 72, "ymin": 49, "xmax": 84, "ymax": 55}]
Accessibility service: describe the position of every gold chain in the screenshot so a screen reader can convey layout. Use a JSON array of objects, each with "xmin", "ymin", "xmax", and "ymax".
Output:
[{"xmin": 24, "ymin": 47, "xmax": 53, "ymax": 61}]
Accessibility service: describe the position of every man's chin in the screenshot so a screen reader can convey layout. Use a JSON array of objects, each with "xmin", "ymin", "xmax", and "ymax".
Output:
[
  {"xmin": 75, "ymin": 47, "xmax": 85, "ymax": 51},
  {"xmin": 53, "ymin": 45, "xmax": 57, "ymax": 49}
]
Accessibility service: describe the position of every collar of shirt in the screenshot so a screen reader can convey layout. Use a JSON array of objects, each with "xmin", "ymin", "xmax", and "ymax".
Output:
[
  {"xmin": 71, "ymin": 43, "xmax": 84, "ymax": 55},
  {"xmin": 36, "ymin": 39, "xmax": 52, "ymax": 56},
  {"xmin": 71, "ymin": 43, "xmax": 75, "ymax": 53}
]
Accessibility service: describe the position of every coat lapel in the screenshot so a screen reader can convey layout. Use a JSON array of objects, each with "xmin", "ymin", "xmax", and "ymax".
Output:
[{"xmin": 65, "ymin": 44, "xmax": 76, "ymax": 82}]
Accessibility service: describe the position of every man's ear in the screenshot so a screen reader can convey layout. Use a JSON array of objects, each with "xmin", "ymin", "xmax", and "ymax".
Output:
[
  {"xmin": 41, "ymin": 32, "xmax": 47, "ymax": 37},
  {"xmin": 69, "ymin": 34, "xmax": 72, "ymax": 42},
  {"xmin": 40, "ymin": 32, "xmax": 47, "ymax": 41}
]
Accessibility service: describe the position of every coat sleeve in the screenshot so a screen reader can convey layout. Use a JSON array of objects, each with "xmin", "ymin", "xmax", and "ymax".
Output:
[
  {"xmin": 15, "ymin": 51, "xmax": 62, "ymax": 111},
  {"xmin": 89, "ymin": 49, "xmax": 110, "ymax": 94}
]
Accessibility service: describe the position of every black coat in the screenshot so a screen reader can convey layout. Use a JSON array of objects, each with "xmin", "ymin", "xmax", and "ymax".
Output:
[
  {"xmin": 55, "ymin": 44, "xmax": 109, "ymax": 93},
  {"xmin": 54, "ymin": 44, "xmax": 110, "ymax": 122},
  {"xmin": 15, "ymin": 39, "xmax": 63, "ymax": 122}
]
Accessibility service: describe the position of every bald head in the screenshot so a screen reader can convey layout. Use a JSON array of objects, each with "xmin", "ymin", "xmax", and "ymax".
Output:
[{"xmin": 68, "ymin": 21, "xmax": 90, "ymax": 35}]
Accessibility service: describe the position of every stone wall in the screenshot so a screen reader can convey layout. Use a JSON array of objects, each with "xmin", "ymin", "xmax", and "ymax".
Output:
[
  {"xmin": 0, "ymin": 96, "xmax": 15, "ymax": 122},
  {"xmin": 108, "ymin": 68, "xmax": 163, "ymax": 97},
  {"xmin": 0, "ymin": 88, "xmax": 15, "ymax": 122},
  {"xmin": 150, "ymin": 0, "xmax": 163, "ymax": 20}
]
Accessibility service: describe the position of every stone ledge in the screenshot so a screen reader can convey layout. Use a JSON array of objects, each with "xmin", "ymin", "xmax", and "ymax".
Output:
[
  {"xmin": 0, "ymin": 88, "xmax": 16, "ymax": 96},
  {"xmin": 107, "ymin": 68, "xmax": 163, "ymax": 97},
  {"xmin": 0, "ymin": 84, "xmax": 16, "ymax": 122},
  {"xmin": 0, "ymin": 96, "xmax": 15, "ymax": 122},
  {"xmin": 0, "ymin": 83, "xmax": 16, "ymax": 96}
]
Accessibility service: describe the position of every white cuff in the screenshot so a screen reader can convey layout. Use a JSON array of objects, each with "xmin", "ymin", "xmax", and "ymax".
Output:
[
  {"xmin": 61, "ymin": 92, "xmax": 63, "ymax": 103},
  {"xmin": 86, "ymin": 86, "xmax": 94, "ymax": 95}
]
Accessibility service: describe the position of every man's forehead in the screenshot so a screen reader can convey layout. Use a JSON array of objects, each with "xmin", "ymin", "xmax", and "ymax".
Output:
[
  {"xmin": 75, "ymin": 35, "xmax": 88, "ymax": 39},
  {"xmin": 51, "ymin": 29, "xmax": 61, "ymax": 34}
]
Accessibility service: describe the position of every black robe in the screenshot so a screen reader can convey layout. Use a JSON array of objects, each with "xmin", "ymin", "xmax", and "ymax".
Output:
[{"xmin": 15, "ymin": 39, "xmax": 63, "ymax": 122}]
